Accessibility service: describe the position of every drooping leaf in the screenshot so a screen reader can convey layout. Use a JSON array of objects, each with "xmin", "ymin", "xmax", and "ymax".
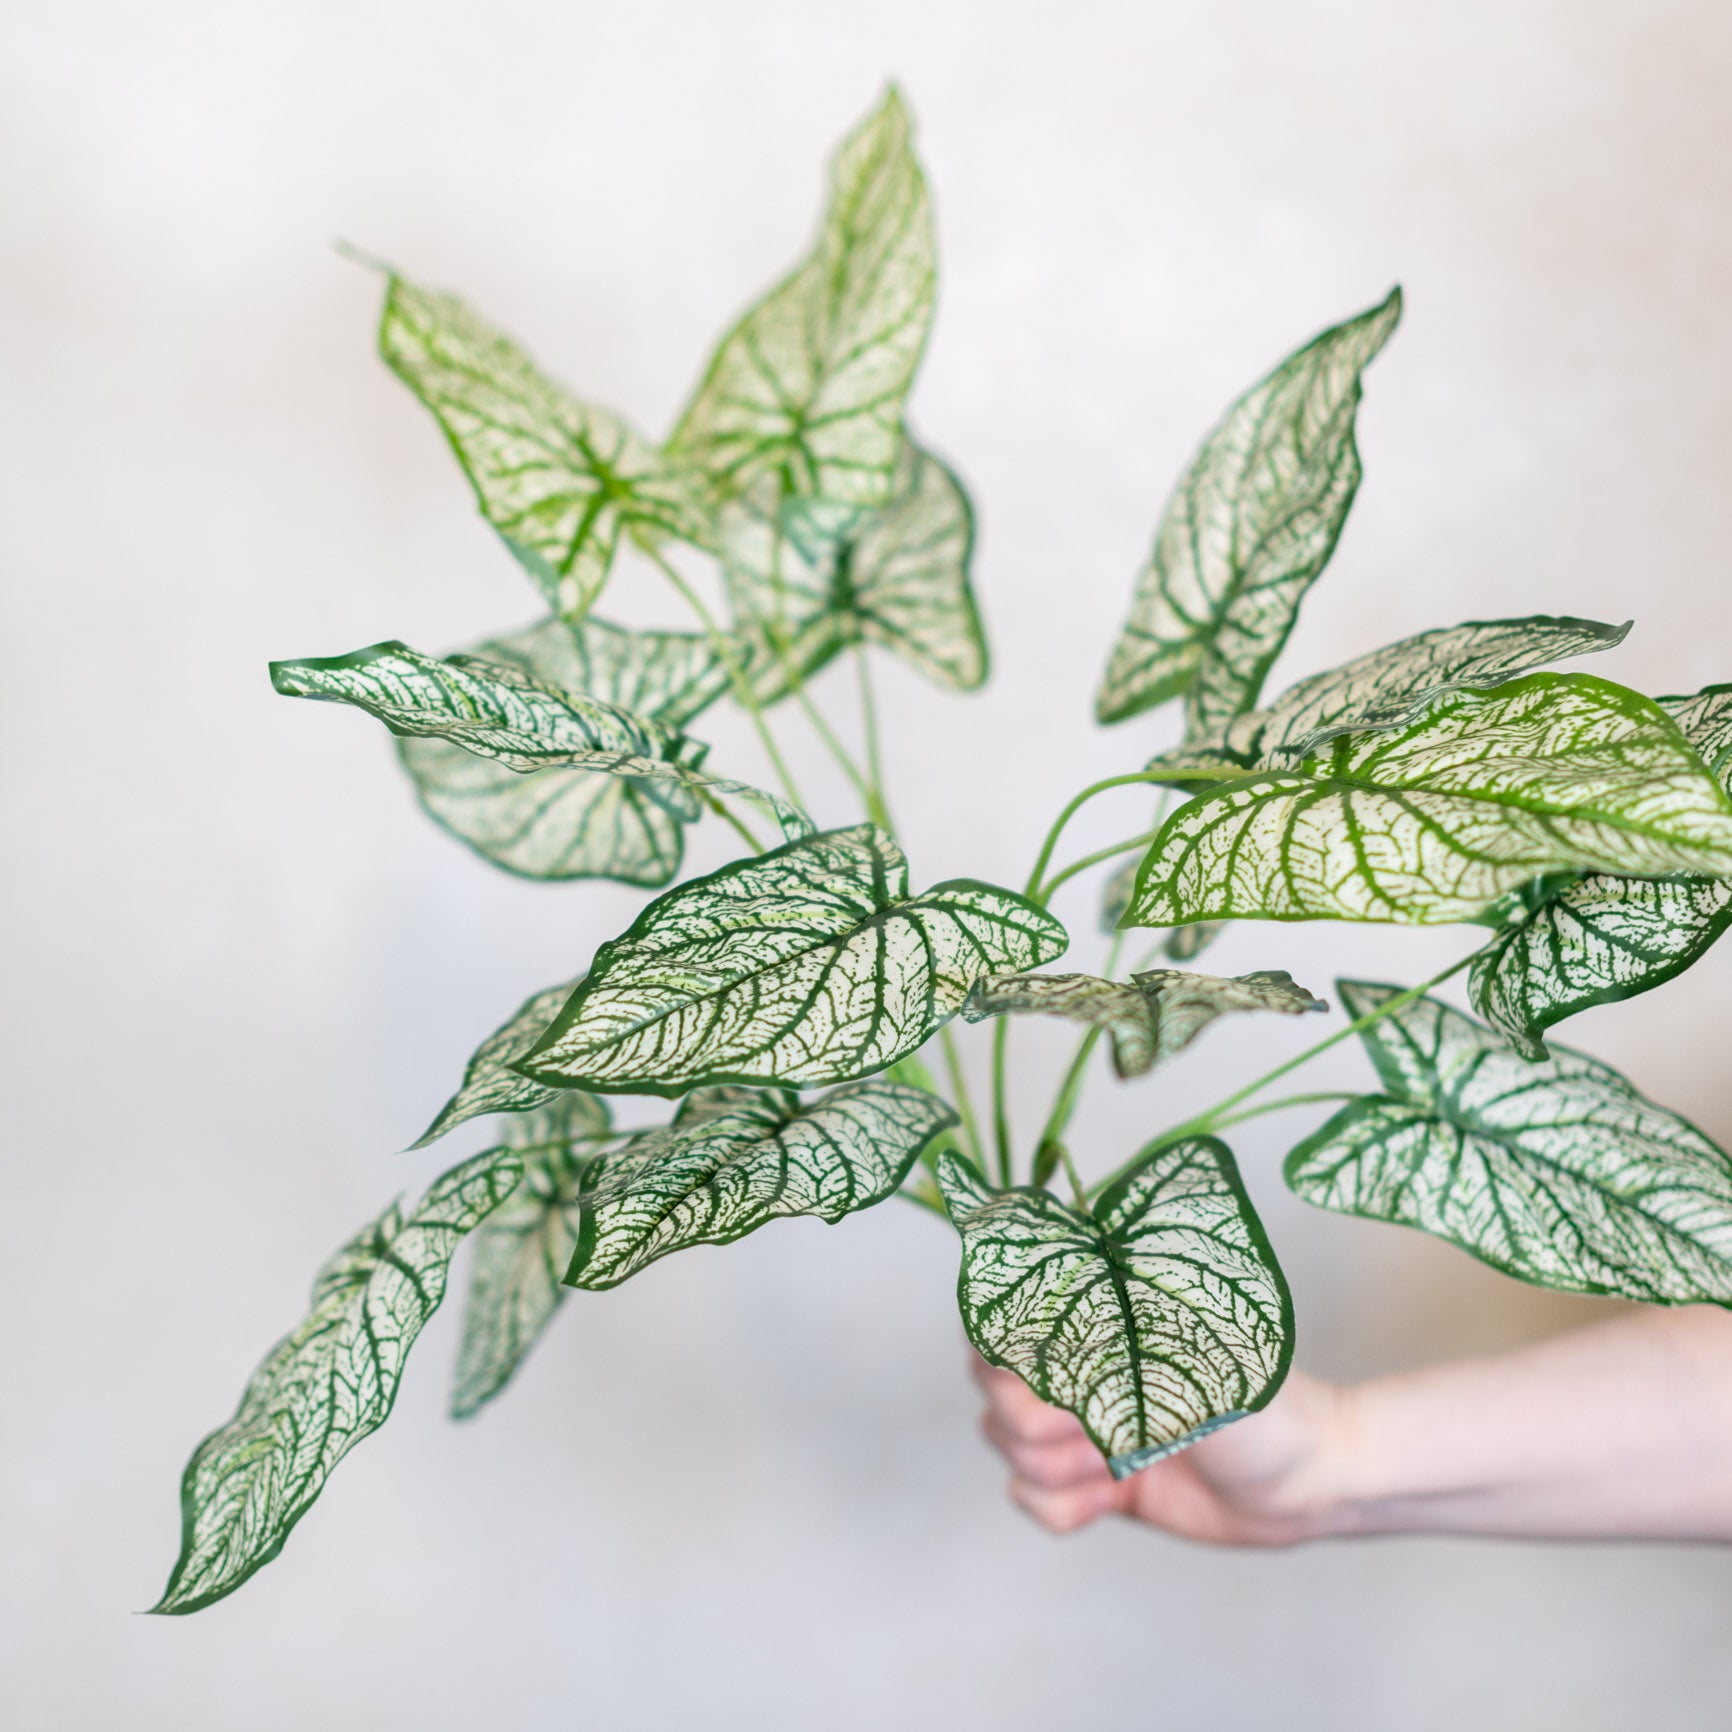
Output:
[
  {"xmin": 1096, "ymin": 290, "xmax": 1401, "ymax": 730},
  {"xmin": 398, "ymin": 617, "xmax": 730, "ymax": 884},
  {"xmin": 938, "ymin": 1143, "xmax": 1292, "ymax": 1476},
  {"xmin": 667, "ymin": 87, "xmax": 935, "ymax": 514},
  {"xmin": 413, "ymin": 977, "xmax": 587, "ymax": 1148},
  {"xmin": 517, "ymin": 823, "xmax": 1067, "ymax": 1095},
  {"xmin": 270, "ymin": 641, "xmax": 813, "ymax": 842},
  {"xmin": 1125, "ymin": 673, "xmax": 1732, "ymax": 929},
  {"xmin": 379, "ymin": 271, "xmax": 713, "ymax": 619},
  {"xmin": 565, "ymin": 1080, "xmax": 955, "ymax": 1288},
  {"xmin": 1163, "ymin": 922, "xmax": 1227, "ymax": 962},
  {"xmin": 962, "ymin": 968, "xmax": 1323, "ymax": 1079},
  {"xmin": 1148, "ymin": 615, "xmax": 1634, "ymax": 784},
  {"xmin": 451, "ymin": 1098, "xmax": 614, "ymax": 1419},
  {"xmin": 721, "ymin": 440, "xmax": 986, "ymax": 696},
  {"xmin": 1466, "ymin": 682, "xmax": 1732, "ymax": 1057},
  {"xmin": 1286, "ymin": 983, "xmax": 1732, "ymax": 1303},
  {"xmin": 152, "ymin": 1148, "xmax": 521, "ymax": 1615}
]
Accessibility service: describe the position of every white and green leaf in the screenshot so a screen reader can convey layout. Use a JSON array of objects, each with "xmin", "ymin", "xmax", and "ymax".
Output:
[
  {"xmin": 667, "ymin": 87, "xmax": 935, "ymax": 514},
  {"xmin": 451, "ymin": 1098, "xmax": 615, "ymax": 1419},
  {"xmin": 152, "ymin": 1147, "xmax": 521, "ymax": 1615},
  {"xmin": 1096, "ymin": 290, "xmax": 1401, "ymax": 730},
  {"xmin": 517, "ymin": 823, "xmax": 1067, "ymax": 1094},
  {"xmin": 397, "ymin": 617, "xmax": 730, "ymax": 884},
  {"xmin": 938, "ymin": 1143, "xmax": 1292, "ymax": 1476},
  {"xmin": 271, "ymin": 641, "xmax": 813, "ymax": 842},
  {"xmin": 565, "ymin": 1080, "xmax": 955, "ymax": 1288},
  {"xmin": 1286, "ymin": 983, "xmax": 1732, "ymax": 1303},
  {"xmin": 1125, "ymin": 673, "xmax": 1732, "ymax": 929},
  {"xmin": 379, "ymin": 271, "xmax": 712, "ymax": 619}
]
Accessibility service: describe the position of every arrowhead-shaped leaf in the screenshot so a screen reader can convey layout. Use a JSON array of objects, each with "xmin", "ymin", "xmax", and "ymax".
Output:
[
  {"xmin": 451, "ymin": 1098, "xmax": 614, "ymax": 1419},
  {"xmin": 397, "ymin": 617, "xmax": 730, "ymax": 883},
  {"xmin": 1466, "ymin": 682, "xmax": 1732, "ymax": 1057},
  {"xmin": 271, "ymin": 641, "xmax": 813, "ymax": 842},
  {"xmin": 667, "ymin": 87, "xmax": 935, "ymax": 514},
  {"xmin": 961, "ymin": 968, "xmax": 1324, "ymax": 1079},
  {"xmin": 1125, "ymin": 673, "xmax": 1732, "ymax": 929},
  {"xmin": 565, "ymin": 1079, "xmax": 955, "ymax": 1288},
  {"xmin": 413, "ymin": 975, "xmax": 592, "ymax": 1149},
  {"xmin": 721, "ymin": 440, "xmax": 986, "ymax": 696},
  {"xmin": 152, "ymin": 1147, "xmax": 521, "ymax": 1615},
  {"xmin": 378, "ymin": 271, "xmax": 712, "ymax": 619},
  {"xmin": 938, "ymin": 1143, "xmax": 1292, "ymax": 1476},
  {"xmin": 1286, "ymin": 982, "xmax": 1732, "ymax": 1302},
  {"xmin": 517, "ymin": 823, "xmax": 1067, "ymax": 1094},
  {"xmin": 1096, "ymin": 290, "xmax": 1401, "ymax": 730}
]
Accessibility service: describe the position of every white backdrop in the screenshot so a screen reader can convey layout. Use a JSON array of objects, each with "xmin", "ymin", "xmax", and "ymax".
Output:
[{"xmin": 6, "ymin": 2, "xmax": 1732, "ymax": 1726}]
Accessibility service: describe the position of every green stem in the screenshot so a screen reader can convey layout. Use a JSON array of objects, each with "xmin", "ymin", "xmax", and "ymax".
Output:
[
  {"xmin": 1027, "ymin": 932, "xmax": 1126, "ymax": 1174},
  {"xmin": 854, "ymin": 641, "xmax": 894, "ymax": 832},
  {"xmin": 1085, "ymin": 950, "xmax": 1478, "ymax": 1200},
  {"xmin": 991, "ymin": 1019, "xmax": 1013, "ymax": 1188},
  {"xmin": 1204, "ymin": 1091, "xmax": 1361, "ymax": 1133},
  {"xmin": 896, "ymin": 1181, "xmax": 948, "ymax": 1218},
  {"xmin": 1037, "ymin": 827, "xmax": 1162, "ymax": 904},
  {"xmin": 704, "ymin": 794, "xmax": 766, "ymax": 855},
  {"xmin": 1056, "ymin": 1142, "xmax": 1090, "ymax": 1210},
  {"xmin": 938, "ymin": 1024, "xmax": 986, "ymax": 1170},
  {"xmin": 644, "ymin": 545, "xmax": 807, "ymax": 811}
]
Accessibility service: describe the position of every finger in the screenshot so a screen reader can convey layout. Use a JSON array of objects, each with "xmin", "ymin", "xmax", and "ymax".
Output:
[
  {"xmin": 974, "ymin": 1369, "xmax": 1081, "ymax": 1445},
  {"xmin": 995, "ymin": 1431, "xmax": 1113, "ymax": 1493},
  {"xmin": 1009, "ymin": 1475, "xmax": 1122, "ymax": 1535}
]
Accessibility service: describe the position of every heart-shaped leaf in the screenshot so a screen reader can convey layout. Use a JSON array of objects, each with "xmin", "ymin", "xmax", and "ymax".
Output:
[
  {"xmin": 1468, "ymin": 684, "xmax": 1732, "ymax": 1056},
  {"xmin": 1286, "ymin": 982, "xmax": 1732, "ymax": 1302},
  {"xmin": 517, "ymin": 823, "xmax": 1067, "ymax": 1094},
  {"xmin": 152, "ymin": 1147, "xmax": 521, "ymax": 1615},
  {"xmin": 379, "ymin": 271, "xmax": 712, "ymax": 619},
  {"xmin": 962, "ymin": 968, "xmax": 1324, "ymax": 1079},
  {"xmin": 1125, "ymin": 673, "xmax": 1732, "ymax": 929},
  {"xmin": 270, "ymin": 641, "xmax": 813, "ymax": 842},
  {"xmin": 1096, "ymin": 290, "xmax": 1401, "ymax": 730},
  {"xmin": 938, "ymin": 1143, "xmax": 1291, "ymax": 1476},
  {"xmin": 565, "ymin": 1080, "xmax": 955, "ymax": 1288},
  {"xmin": 397, "ymin": 617, "xmax": 730, "ymax": 884},
  {"xmin": 451, "ymin": 1098, "xmax": 614, "ymax": 1419},
  {"xmin": 667, "ymin": 87, "xmax": 934, "ymax": 514}
]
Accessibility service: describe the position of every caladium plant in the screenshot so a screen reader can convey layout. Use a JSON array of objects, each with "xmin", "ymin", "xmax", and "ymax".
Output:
[{"xmin": 153, "ymin": 87, "xmax": 1732, "ymax": 1613}]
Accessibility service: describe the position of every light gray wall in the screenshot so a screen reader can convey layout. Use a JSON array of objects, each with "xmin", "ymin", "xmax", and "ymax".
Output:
[{"xmin": 6, "ymin": 2, "xmax": 1732, "ymax": 1726}]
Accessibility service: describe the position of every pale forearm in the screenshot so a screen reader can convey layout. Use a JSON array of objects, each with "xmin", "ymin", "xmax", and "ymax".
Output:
[{"xmin": 1310, "ymin": 1306, "xmax": 1732, "ymax": 1542}]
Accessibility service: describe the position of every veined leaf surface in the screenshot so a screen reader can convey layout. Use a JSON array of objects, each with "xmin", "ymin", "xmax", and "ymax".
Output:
[
  {"xmin": 1286, "ymin": 983, "xmax": 1732, "ymax": 1302},
  {"xmin": 566, "ymin": 1080, "xmax": 955, "ymax": 1288},
  {"xmin": 1096, "ymin": 290, "xmax": 1400, "ymax": 730},
  {"xmin": 452, "ymin": 1098, "xmax": 613, "ymax": 1418},
  {"xmin": 517, "ymin": 823, "xmax": 1067, "ymax": 1094},
  {"xmin": 721, "ymin": 441, "xmax": 986, "ymax": 695},
  {"xmin": 271, "ymin": 641, "xmax": 813, "ymax": 842},
  {"xmin": 398, "ymin": 618, "xmax": 729, "ymax": 883},
  {"xmin": 1125, "ymin": 674, "xmax": 1732, "ymax": 929},
  {"xmin": 152, "ymin": 1148, "xmax": 521, "ymax": 1614},
  {"xmin": 413, "ymin": 976, "xmax": 589, "ymax": 1149},
  {"xmin": 667, "ymin": 88, "xmax": 934, "ymax": 513},
  {"xmin": 380, "ymin": 272, "xmax": 712, "ymax": 619},
  {"xmin": 1467, "ymin": 683, "xmax": 1732, "ymax": 1056},
  {"xmin": 938, "ymin": 1144, "xmax": 1291, "ymax": 1476},
  {"xmin": 961, "ymin": 968, "xmax": 1323, "ymax": 1079}
]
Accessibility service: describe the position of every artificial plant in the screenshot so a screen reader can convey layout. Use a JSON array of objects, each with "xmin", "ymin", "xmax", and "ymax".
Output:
[{"xmin": 153, "ymin": 89, "xmax": 1732, "ymax": 1614}]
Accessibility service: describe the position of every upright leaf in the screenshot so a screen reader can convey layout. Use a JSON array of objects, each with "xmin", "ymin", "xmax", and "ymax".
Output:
[
  {"xmin": 451, "ymin": 1098, "xmax": 613, "ymax": 1419},
  {"xmin": 398, "ymin": 618, "xmax": 729, "ymax": 883},
  {"xmin": 566, "ymin": 1080, "xmax": 955, "ymax": 1288},
  {"xmin": 962, "ymin": 968, "xmax": 1323, "ymax": 1079},
  {"xmin": 517, "ymin": 823, "xmax": 1067, "ymax": 1094},
  {"xmin": 1469, "ymin": 683, "xmax": 1732, "ymax": 1056},
  {"xmin": 271, "ymin": 641, "xmax": 813, "ymax": 842},
  {"xmin": 1125, "ymin": 674, "xmax": 1732, "ymax": 929},
  {"xmin": 938, "ymin": 1144, "xmax": 1291, "ymax": 1476},
  {"xmin": 667, "ymin": 88, "xmax": 935, "ymax": 513},
  {"xmin": 1286, "ymin": 983, "xmax": 1732, "ymax": 1303},
  {"xmin": 1096, "ymin": 290, "xmax": 1401, "ymax": 730},
  {"xmin": 379, "ymin": 272, "xmax": 712, "ymax": 619},
  {"xmin": 152, "ymin": 1148, "xmax": 521, "ymax": 1615}
]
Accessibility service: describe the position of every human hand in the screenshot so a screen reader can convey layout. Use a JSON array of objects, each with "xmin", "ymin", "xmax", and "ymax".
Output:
[{"xmin": 971, "ymin": 1355, "xmax": 1345, "ymax": 1545}]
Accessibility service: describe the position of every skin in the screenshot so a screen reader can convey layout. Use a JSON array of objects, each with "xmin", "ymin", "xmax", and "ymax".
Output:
[{"xmin": 973, "ymin": 1304, "xmax": 1732, "ymax": 1544}]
